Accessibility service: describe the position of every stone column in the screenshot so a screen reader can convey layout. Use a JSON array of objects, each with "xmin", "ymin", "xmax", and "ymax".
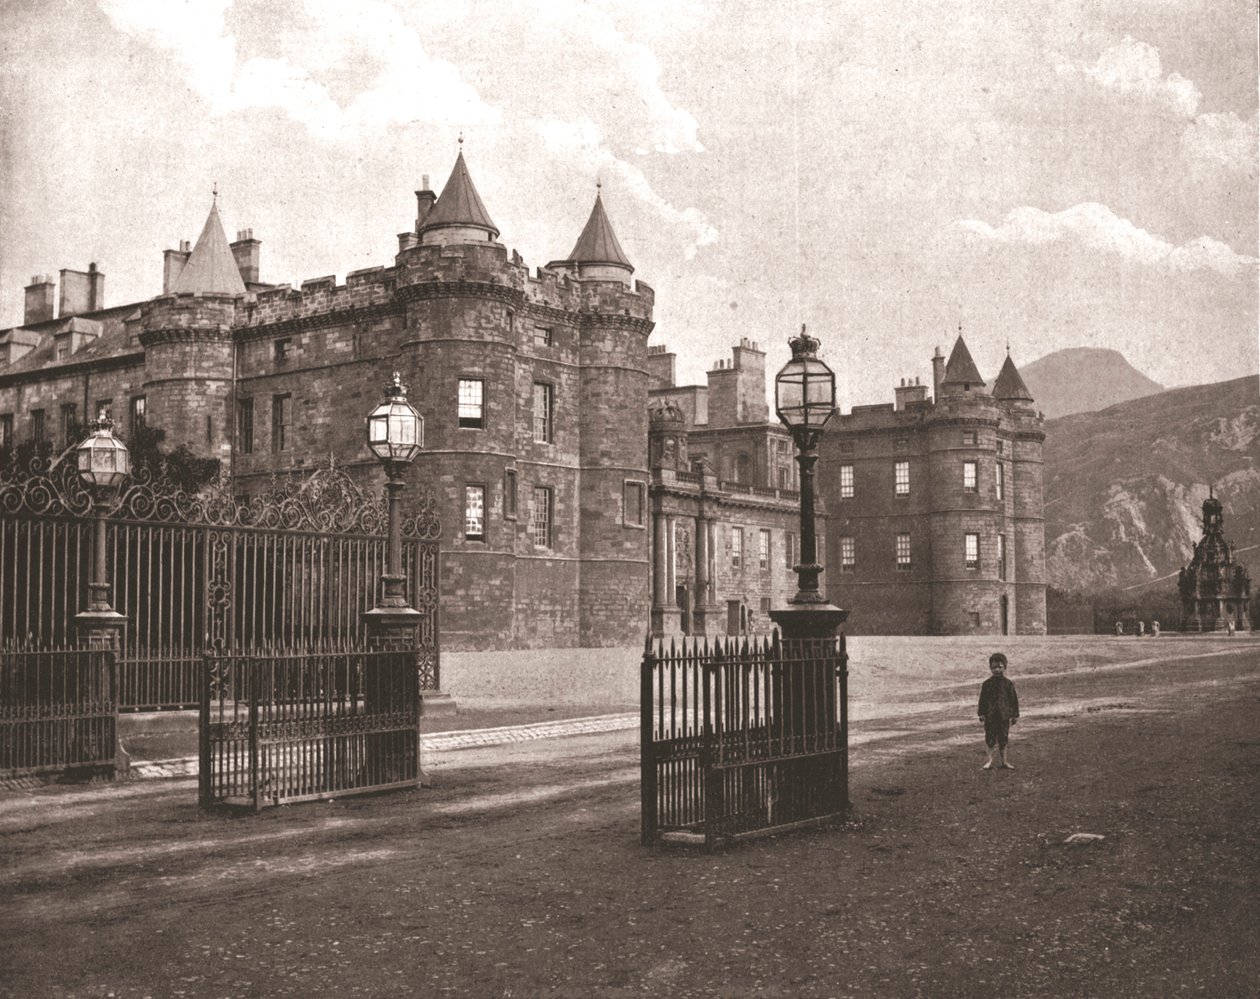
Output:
[{"xmin": 692, "ymin": 514, "xmax": 713, "ymax": 636}]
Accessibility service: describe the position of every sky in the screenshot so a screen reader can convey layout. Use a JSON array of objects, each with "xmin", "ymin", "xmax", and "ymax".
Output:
[{"xmin": 0, "ymin": 0, "xmax": 1255, "ymax": 408}]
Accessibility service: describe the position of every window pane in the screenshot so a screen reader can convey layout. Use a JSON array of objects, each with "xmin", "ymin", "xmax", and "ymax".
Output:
[
  {"xmin": 533, "ymin": 383, "xmax": 553, "ymax": 443},
  {"xmin": 996, "ymin": 462, "xmax": 1004, "ymax": 500},
  {"xmin": 896, "ymin": 533, "xmax": 911, "ymax": 568},
  {"xmin": 840, "ymin": 464, "xmax": 854, "ymax": 498},
  {"xmin": 272, "ymin": 395, "xmax": 291, "ymax": 452},
  {"xmin": 785, "ymin": 531, "xmax": 795, "ymax": 570},
  {"xmin": 465, "ymin": 485, "xmax": 485, "ymax": 540},
  {"xmin": 624, "ymin": 481, "xmax": 644, "ymax": 527},
  {"xmin": 531, "ymin": 486, "xmax": 552, "ymax": 547},
  {"xmin": 759, "ymin": 529, "xmax": 770, "ymax": 569},
  {"xmin": 731, "ymin": 527, "xmax": 742, "ymax": 567},
  {"xmin": 965, "ymin": 532, "xmax": 979, "ymax": 569},
  {"xmin": 840, "ymin": 536, "xmax": 855, "ymax": 571},
  {"xmin": 894, "ymin": 460, "xmax": 910, "ymax": 495},
  {"xmin": 458, "ymin": 379, "xmax": 484, "ymax": 428},
  {"xmin": 963, "ymin": 461, "xmax": 977, "ymax": 491},
  {"xmin": 237, "ymin": 399, "xmax": 254, "ymax": 454}
]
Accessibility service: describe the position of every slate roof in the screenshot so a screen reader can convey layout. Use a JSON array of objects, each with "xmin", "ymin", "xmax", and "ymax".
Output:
[
  {"xmin": 566, "ymin": 193, "xmax": 633, "ymax": 272},
  {"xmin": 940, "ymin": 335, "xmax": 986, "ymax": 389},
  {"xmin": 418, "ymin": 151, "xmax": 499, "ymax": 238},
  {"xmin": 171, "ymin": 202, "xmax": 247, "ymax": 296},
  {"xmin": 991, "ymin": 353, "xmax": 1034, "ymax": 401}
]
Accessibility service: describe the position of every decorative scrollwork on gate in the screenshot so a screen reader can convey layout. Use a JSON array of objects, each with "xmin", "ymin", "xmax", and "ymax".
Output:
[{"xmin": 0, "ymin": 454, "xmax": 440, "ymax": 540}]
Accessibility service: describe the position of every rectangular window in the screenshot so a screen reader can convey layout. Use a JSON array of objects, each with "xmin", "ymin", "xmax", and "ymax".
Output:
[
  {"xmin": 271, "ymin": 394, "xmax": 291, "ymax": 452},
  {"xmin": 785, "ymin": 531, "xmax": 796, "ymax": 571},
  {"xmin": 0, "ymin": 413, "xmax": 12, "ymax": 450},
  {"xmin": 896, "ymin": 533, "xmax": 911, "ymax": 570},
  {"xmin": 129, "ymin": 395, "xmax": 146, "ymax": 436},
  {"xmin": 840, "ymin": 535, "xmax": 856, "ymax": 572},
  {"xmin": 962, "ymin": 430, "xmax": 977, "ymax": 446},
  {"xmin": 963, "ymin": 460, "xmax": 978, "ymax": 492},
  {"xmin": 458, "ymin": 378, "xmax": 485, "ymax": 429},
  {"xmin": 623, "ymin": 480, "xmax": 645, "ymax": 527},
  {"xmin": 965, "ymin": 532, "xmax": 980, "ymax": 570},
  {"xmin": 840, "ymin": 464, "xmax": 854, "ymax": 499},
  {"xmin": 95, "ymin": 399, "xmax": 112, "ymax": 422},
  {"xmin": 731, "ymin": 527, "xmax": 743, "ymax": 568},
  {"xmin": 998, "ymin": 533, "xmax": 1007, "ymax": 581},
  {"xmin": 969, "ymin": 611, "xmax": 981, "ymax": 628},
  {"xmin": 894, "ymin": 460, "xmax": 910, "ymax": 496},
  {"xmin": 504, "ymin": 469, "xmax": 518, "ymax": 519},
  {"xmin": 274, "ymin": 337, "xmax": 291, "ymax": 364},
  {"xmin": 531, "ymin": 486, "xmax": 553, "ymax": 548},
  {"xmin": 60, "ymin": 403, "xmax": 77, "ymax": 446},
  {"xmin": 532, "ymin": 382, "xmax": 553, "ymax": 443},
  {"xmin": 56, "ymin": 342, "xmax": 70, "ymax": 360},
  {"xmin": 237, "ymin": 398, "xmax": 254, "ymax": 454},
  {"xmin": 464, "ymin": 484, "xmax": 485, "ymax": 541},
  {"xmin": 759, "ymin": 529, "xmax": 770, "ymax": 570},
  {"xmin": 30, "ymin": 409, "xmax": 45, "ymax": 443},
  {"xmin": 534, "ymin": 325, "xmax": 553, "ymax": 347},
  {"xmin": 996, "ymin": 462, "xmax": 1005, "ymax": 501},
  {"xmin": 996, "ymin": 439, "xmax": 1005, "ymax": 454}
]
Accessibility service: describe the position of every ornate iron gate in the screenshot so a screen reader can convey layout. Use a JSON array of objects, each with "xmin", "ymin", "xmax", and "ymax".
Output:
[
  {"xmin": 641, "ymin": 632, "xmax": 849, "ymax": 849},
  {"xmin": 199, "ymin": 645, "xmax": 421, "ymax": 809},
  {"xmin": 0, "ymin": 456, "xmax": 440, "ymax": 709}
]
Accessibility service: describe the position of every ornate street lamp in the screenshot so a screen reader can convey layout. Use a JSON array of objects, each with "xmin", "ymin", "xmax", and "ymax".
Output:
[
  {"xmin": 366, "ymin": 372, "xmax": 423, "ymax": 612},
  {"xmin": 76, "ymin": 413, "xmax": 130, "ymax": 617},
  {"xmin": 775, "ymin": 325, "xmax": 836, "ymax": 606}
]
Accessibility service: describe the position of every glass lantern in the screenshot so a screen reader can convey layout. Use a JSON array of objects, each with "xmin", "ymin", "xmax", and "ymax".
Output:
[
  {"xmin": 76, "ymin": 414, "xmax": 131, "ymax": 490},
  {"xmin": 775, "ymin": 326, "xmax": 836, "ymax": 432},
  {"xmin": 367, "ymin": 372, "xmax": 423, "ymax": 464}
]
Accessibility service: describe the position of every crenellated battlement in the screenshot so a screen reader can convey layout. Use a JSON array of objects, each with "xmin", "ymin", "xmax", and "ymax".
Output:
[
  {"xmin": 240, "ymin": 266, "xmax": 398, "ymax": 328},
  {"xmin": 140, "ymin": 292, "xmax": 239, "ymax": 339}
]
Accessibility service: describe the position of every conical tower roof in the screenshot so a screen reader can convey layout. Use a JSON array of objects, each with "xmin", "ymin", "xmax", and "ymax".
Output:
[
  {"xmin": 992, "ymin": 352, "xmax": 1033, "ymax": 401},
  {"xmin": 418, "ymin": 150, "xmax": 499, "ymax": 239},
  {"xmin": 566, "ymin": 193, "xmax": 633, "ymax": 272},
  {"xmin": 940, "ymin": 335, "xmax": 986, "ymax": 390},
  {"xmin": 171, "ymin": 200, "xmax": 246, "ymax": 296}
]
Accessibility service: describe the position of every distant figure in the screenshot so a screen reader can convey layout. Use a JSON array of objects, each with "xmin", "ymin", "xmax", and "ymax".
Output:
[
  {"xmin": 1151, "ymin": 620, "xmax": 1160, "ymax": 638},
  {"xmin": 978, "ymin": 652, "xmax": 1020, "ymax": 771},
  {"xmin": 1115, "ymin": 620, "xmax": 1123, "ymax": 636},
  {"xmin": 1137, "ymin": 620, "xmax": 1145, "ymax": 637},
  {"xmin": 1227, "ymin": 618, "xmax": 1235, "ymax": 637}
]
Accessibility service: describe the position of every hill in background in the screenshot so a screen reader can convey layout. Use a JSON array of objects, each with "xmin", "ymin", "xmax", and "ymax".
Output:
[
  {"xmin": 1023, "ymin": 347, "xmax": 1164, "ymax": 419},
  {"xmin": 1042, "ymin": 373, "xmax": 1260, "ymax": 596}
]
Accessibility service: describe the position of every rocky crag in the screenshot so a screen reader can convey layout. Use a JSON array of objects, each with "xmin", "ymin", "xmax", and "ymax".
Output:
[{"xmin": 1043, "ymin": 374, "xmax": 1259, "ymax": 593}]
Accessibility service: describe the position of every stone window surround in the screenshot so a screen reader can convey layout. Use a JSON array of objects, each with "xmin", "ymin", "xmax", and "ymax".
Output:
[
  {"xmin": 964, "ymin": 532, "xmax": 980, "ymax": 570},
  {"xmin": 894, "ymin": 460, "xmax": 910, "ymax": 496},
  {"xmin": 458, "ymin": 377, "xmax": 485, "ymax": 429},
  {"xmin": 531, "ymin": 485, "xmax": 553, "ymax": 548},
  {"xmin": 622, "ymin": 479, "xmax": 646, "ymax": 529},
  {"xmin": 896, "ymin": 532, "xmax": 911, "ymax": 569},
  {"xmin": 840, "ymin": 535, "xmax": 856, "ymax": 571},
  {"xmin": 532, "ymin": 381, "xmax": 554, "ymax": 444},
  {"xmin": 503, "ymin": 468, "xmax": 517, "ymax": 520},
  {"xmin": 996, "ymin": 462, "xmax": 1004, "ymax": 501},
  {"xmin": 840, "ymin": 463, "xmax": 854, "ymax": 498},
  {"xmin": 759, "ymin": 528, "xmax": 770, "ymax": 569},
  {"xmin": 237, "ymin": 397, "xmax": 255, "ymax": 455},
  {"xmin": 272, "ymin": 393, "xmax": 291, "ymax": 453},
  {"xmin": 464, "ymin": 483, "xmax": 486, "ymax": 542},
  {"xmin": 963, "ymin": 460, "xmax": 978, "ymax": 492},
  {"xmin": 731, "ymin": 526, "xmax": 743, "ymax": 568}
]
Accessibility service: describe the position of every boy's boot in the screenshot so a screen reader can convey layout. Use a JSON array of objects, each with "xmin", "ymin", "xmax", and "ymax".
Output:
[{"xmin": 982, "ymin": 749, "xmax": 994, "ymax": 770}]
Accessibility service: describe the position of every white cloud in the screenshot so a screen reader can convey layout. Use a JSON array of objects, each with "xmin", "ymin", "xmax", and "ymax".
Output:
[
  {"xmin": 1181, "ymin": 111, "xmax": 1258, "ymax": 173},
  {"xmin": 98, "ymin": 0, "xmax": 498, "ymax": 140},
  {"xmin": 1053, "ymin": 36, "xmax": 1200, "ymax": 117},
  {"xmin": 957, "ymin": 202, "xmax": 1256, "ymax": 278},
  {"xmin": 536, "ymin": 117, "xmax": 717, "ymax": 259}
]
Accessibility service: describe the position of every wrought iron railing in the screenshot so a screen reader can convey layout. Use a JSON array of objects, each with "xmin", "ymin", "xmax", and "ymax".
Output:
[
  {"xmin": 0, "ymin": 645, "xmax": 118, "ymax": 779},
  {"xmin": 199, "ymin": 642, "xmax": 422, "ymax": 810},
  {"xmin": 641, "ymin": 631, "xmax": 849, "ymax": 849}
]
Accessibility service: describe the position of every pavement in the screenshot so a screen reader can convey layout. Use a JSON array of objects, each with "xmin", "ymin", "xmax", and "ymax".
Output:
[{"xmin": 126, "ymin": 712, "xmax": 640, "ymax": 780}]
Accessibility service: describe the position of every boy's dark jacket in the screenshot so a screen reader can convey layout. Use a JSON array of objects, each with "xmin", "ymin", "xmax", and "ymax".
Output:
[{"xmin": 978, "ymin": 675, "xmax": 1019, "ymax": 721}]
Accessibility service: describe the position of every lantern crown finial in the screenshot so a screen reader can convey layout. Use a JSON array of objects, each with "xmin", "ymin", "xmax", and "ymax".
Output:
[
  {"xmin": 388, "ymin": 371, "xmax": 407, "ymax": 399},
  {"xmin": 789, "ymin": 324, "xmax": 821, "ymax": 361},
  {"xmin": 90, "ymin": 411, "xmax": 115, "ymax": 436}
]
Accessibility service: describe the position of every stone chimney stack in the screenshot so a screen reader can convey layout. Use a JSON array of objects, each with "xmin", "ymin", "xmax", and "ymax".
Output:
[
  {"xmin": 931, "ymin": 346, "xmax": 945, "ymax": 402},
  {"xmin": 23, "ymin": 274, "xmax": 56, "ymax": 324},
  {"xmin": 415, "ymin": 174, "xmax": 436, "ymax": 231},
  {"xmin": 230, "ymin": 229, "xmax": 261, "ymax": 284},
  {"xmin": 895, "ymin": 375, "xmax": 928, "ymax": 411},
  {"xmin": 163, "ymin": 239, "xmax": 192, "ymax": 293},
  {"xmin": 59, "ymin": 263, "xmax": 104, "ymax": 318}
]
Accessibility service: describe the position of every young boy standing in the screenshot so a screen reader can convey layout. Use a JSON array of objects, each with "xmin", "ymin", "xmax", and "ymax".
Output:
[{"xmin": 978, "ymin": 652, "xmax": 1019, "ymax": 770}]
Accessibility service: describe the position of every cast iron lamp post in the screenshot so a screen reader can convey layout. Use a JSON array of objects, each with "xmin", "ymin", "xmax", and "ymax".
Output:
[
  {"xmin": 365, "ymin": 372, "xmax": 424, "ymax": 615},
  {"xmin": 770, "ymin": 326, "xmax": 848, "ymax": 638},
  {"xmin": 74, "ymin": 413, "xmax": 131, "ymax": 645}
]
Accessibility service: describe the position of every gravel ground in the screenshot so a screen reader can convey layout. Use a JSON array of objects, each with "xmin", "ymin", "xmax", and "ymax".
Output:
[{"xmin": 1, "ymin": 635, "xmax": 1256, "ymax": 998}]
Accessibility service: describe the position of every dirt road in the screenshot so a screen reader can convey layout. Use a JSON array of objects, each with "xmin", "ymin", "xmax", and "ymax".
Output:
[{"xmin": 2, "ymin": 642, "xmax": 1257, "ymax": 998}]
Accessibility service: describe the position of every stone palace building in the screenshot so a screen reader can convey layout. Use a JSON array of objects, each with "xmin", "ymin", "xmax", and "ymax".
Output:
[{"xmin": 0, "ymin": 152, "xmax": 1048, "ymax": 648}]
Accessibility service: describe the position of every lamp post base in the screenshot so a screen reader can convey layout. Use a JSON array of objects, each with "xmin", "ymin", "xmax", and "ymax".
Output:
[
  {"xmin": 769, "ymin": 603, "xmax": 849, "ymax": 641},
  {"xmin": 75, "ymin": 609, "xmax": 127, "ymax": 653}
]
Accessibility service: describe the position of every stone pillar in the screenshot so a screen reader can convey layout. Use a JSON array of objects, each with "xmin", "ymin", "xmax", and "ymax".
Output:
[
  {"xmin": 692, "ymin": 514, "xmax": 714, "ymax": 636},
  {"xmin": 651, "ymin": 510, "xmax": 681, "ymax": 637}
]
